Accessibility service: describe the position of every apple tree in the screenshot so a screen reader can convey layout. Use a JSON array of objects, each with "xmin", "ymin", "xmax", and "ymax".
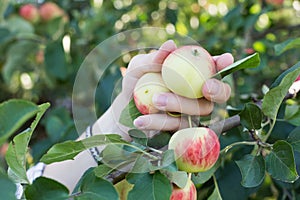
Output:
[{"xmin": 1, "ymin": 0, "xmax": 300, "ymax": 199}]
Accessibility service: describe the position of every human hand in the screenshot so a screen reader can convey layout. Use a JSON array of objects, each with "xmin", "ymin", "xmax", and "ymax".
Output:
[{"xmin": 116, "ymin": 40, "xmax": 233, "ymax": 132}]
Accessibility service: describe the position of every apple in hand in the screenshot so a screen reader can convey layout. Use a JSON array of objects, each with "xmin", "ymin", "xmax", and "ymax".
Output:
[
  {"xmin": 168, "ymin": 127, "xmax": 220, "ymax": 173},
  {"xmin": 170, "ymin": 178, "xmax": 197, "ymax": 200},
  {"xmin": 19, "ymin": 4, "xmax": 40, "ymax": 23},
  {"xmin": 134, "ymin": 72, "xmax": 170, "ymax": 114},
  {"xmin": 162, "ymin": 45, "xmax": 216, "ymax": 98}
]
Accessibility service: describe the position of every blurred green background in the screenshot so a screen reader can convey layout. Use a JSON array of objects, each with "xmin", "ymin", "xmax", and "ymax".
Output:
[{"xmin": 1, "ymin": 0, "xmax": 300, "ymax": 199}]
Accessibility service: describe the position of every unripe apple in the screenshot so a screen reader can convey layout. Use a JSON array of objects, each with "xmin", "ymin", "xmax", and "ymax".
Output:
[
  {"xmin": 162, "ymin": 45, "xmax": 216, "ymax": 98},
  {"xmin": 170, "ymin": 178, "xmax": 197, "ymax": 200},
  {"xmin": 19, "ymin": 4, "xmax": 40, "ymax": 23},
  {"xmin": 39, "ymin": 2, "xmax": 66, "ymax": 22},
  {"xmin": 168, "ymin": 127, "xmax": 220, "ymax": 173},
  {"xmin": 134, "ymin": 72, "xmax": 170, "ymax": 114}
]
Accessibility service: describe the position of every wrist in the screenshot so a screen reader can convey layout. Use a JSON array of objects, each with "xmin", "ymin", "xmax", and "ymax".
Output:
[{"xmin": 92, "ymin": 93, "xmax": 132, "ymax": 141}]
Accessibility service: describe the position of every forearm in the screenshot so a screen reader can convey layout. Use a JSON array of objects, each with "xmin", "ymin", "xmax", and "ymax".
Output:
[
  {"xmin": 43, "ymin": 93, "xmax": 131, "ymax": 192},
  {"xmin": 92, "ymin": 92, "xmax": 131, "ymax": 141}
]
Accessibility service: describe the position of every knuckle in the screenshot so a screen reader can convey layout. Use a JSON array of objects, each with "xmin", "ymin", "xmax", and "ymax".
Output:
[
  {"xmin": 127, "ymin": 54, "xmax": 146, "ymax": 69},
  {"xmin": 201, "ymin": 100, "xmax": 214, "ymax": 115}
]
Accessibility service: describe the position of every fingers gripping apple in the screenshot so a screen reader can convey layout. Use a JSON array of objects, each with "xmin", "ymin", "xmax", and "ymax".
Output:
[
  {"xmin": 162, "ymin": 45, "xmax": 216, "ymax": 98},
  {"xmin": 168, "ymin": 127, "xmax": 220, "ymax": 173},
  {"xmin": 133, "ymin": 72, "xmax": 170, "ymax": 114}
]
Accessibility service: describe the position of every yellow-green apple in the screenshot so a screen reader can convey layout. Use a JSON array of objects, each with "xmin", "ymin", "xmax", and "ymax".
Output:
[
  {"xmin": 134, "ymin": 72, "xmax": 170, "ymax": 114},
  {"xmin": 162, "ymin": 45, "xmax": 216, "ymax": 98},
  {"xmin": 168, "ymin": 127, "xmax": 220, "ymax": 173},
  {"xmin": 170, "ymin": 178, "xmax": 197, "ymax": 200},
  {"xmin": 19, "ymin": 4, "xmax": 40, "ymax": 23},
  {"xmin": 39, "ymin": 2, "xmax": 68, "ymax": 22}
]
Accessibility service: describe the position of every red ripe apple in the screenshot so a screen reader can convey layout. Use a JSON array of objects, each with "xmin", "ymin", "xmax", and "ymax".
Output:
[
  {"xmin": 35, "ymin": 49, "xmax": 44, "ymax": 64},
  {"xmin": 170, "ymin": 178, "xmax": 197, "ymax": 200},
  {"xmin": 168, "ymin": 127, "xmax": 220, "ymax": 173},
  {"xmin": 19, "ymin": 4, "xmax": 40, "ymax": 23},
  {"xmin": 266, "ymin": 0, "xmax": 284, "ymax": 6},
  {"xmin": 162, "ymin": 45, "xmax": 216, "ymax": 98},
  {"xmin": 39, "ymin": 2, "xmax": 66, "ymax": 22},
  {"xmin": 134, "ymin": 72, "xmax": 170, "ymax": 114}
]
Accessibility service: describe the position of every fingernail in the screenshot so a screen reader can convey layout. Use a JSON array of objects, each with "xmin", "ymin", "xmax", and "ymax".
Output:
[
  {"xmin": 133, "ymin": 117, "xmax": 145, "ymax": 128},
  {"xmin": 152, "ymin": 93, "xmax": 167, "ymax": 107},
  {"xmin": 206, "ymin": 79, "xmax": 220, "ymax": 95}
]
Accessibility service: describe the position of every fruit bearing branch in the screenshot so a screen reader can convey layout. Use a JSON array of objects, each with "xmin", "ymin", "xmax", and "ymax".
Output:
[
  {"xmin": 209, "ymin": 82, "xmax": 300, "ymax": 135},
  {"xmin": 105, "ymin": 82, "xmax": 300, "ymax": 184}
]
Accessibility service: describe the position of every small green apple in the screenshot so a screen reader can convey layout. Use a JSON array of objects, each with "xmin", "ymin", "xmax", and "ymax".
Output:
[
  {"xmin": 170, "ymin": 178, "xmax": 197, "ymax": 200},
  {"xmin": 162, "ymin": 45, "xmax": 216, "ymax": 98},
  {"xmin": 133, "ymin": 72, "xmax": 170, "ymax": 114},
  {"xmin": 168, "ymin": 127, "xmax": 220, "ymax": 173}
]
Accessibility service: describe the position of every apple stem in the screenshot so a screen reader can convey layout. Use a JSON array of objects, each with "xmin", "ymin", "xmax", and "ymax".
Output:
[
  {"xmin": 148, "ymin": 147, "xmax": 163, "ymax": 154},
  {"xmin": 188, "ymin": 115, "xmax": 193, "ymax": 128},
  {"xmin": 192, "ymin": 49, "xmax": 200, "ymax": 56},
  {"xmin": 188, "ymin": 173, "xmax": 192, "ymax": 180}
]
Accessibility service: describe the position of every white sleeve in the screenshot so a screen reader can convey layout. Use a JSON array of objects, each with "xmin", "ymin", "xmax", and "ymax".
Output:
[{"xmin": 15, "ymin": 162, "xmax": 46, "ymax": 199}]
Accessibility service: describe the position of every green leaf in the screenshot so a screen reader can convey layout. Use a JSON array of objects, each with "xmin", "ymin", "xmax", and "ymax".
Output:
[
  {"xmin": 208, "ymin": 184, "xmax": 222, "ymax": 200},
  {"xmin": 239, "ymin": 103, "xmax": 262, "ymax": 130},
  {"xmin": 130, "ymin": 155, "xmax": 152, "ymax": 173},
  {"xmin": 284, "ymin": 104, "xmax": 300, "ymax": 126},
  {"xmin": 262, "ymin": 62, "xmax": 300, "ymax": 119},
  {"xmin": 5, "ymin": 16, "xmax": 34, "ymax": 35},
  {"xmin": 0, "ymin": 99, "xmax": 39, "ymax": 145},
  {"xmin": 208, "ymin": 175, "xmax": 222, "ymax": 200},
  {"xmin": 40, "ymin": 134, "xmax": 128, "ymax": 164},
  {"xmin": 5, "ymin": 103, "xmax": 50, "ymax": 184},
  {"xmin": 94, "ymin": 164, "xmax": 114, "ymax": 178},
  {"xmin": 0, "ymin": 27, "xmax": 13, "ymax": 45},
  {"xmin": 0, "ymin": 171, "xmax": 17, "ymax": 200},
  {"xmin": 101, "ymin": 144, "xmax": 141, "ymax": 170},
  {"xmin": 274, "ymin": 38, "xmax": 300, "ymax": 55},
  {"xmin": 75, "ymin": 170, "xmax": 118, "ymax": 200},
  {"xmin": 235, "ymin": 154, "xmax": 265, "ymax": 188},
  {"xmin": 270, "ymin": 61, "xmax": 300, "ymax": 89},
  {"xmin": 127, "ymin": 172, "xmax": 172, "ymax": 200},
  {"xmin": 6, "ymin": 129, "xmax": 31, "ymax": 184},
  {"xmin": 3, "ymin": 40, "xmax": 37, "ymax": 83},
  {"xmin": 287, "ymin": 126, "xmax": 300, "ymax": 152},
  {"xmin": 119, "ymin": 99, "xmax": 142, "ymax": 128},
  {"xmin": 126, "ymin": 173, "xmax": 148, "ymax": 185},
  {"xmin": 160, "ymin": 170, "xmax": 188, "ymax": 188},
  {"xmin": 266, "ymin": 140, "xmax": 299, "ymax": 183},
  {"xmin": 25, "ymin": 177, "xmax": 69, "ymax": 200},
  {"xmin": 128, "ymin": 129, "xmax": 148, "ymax": 146},
  {"xmin": 285, "ymin": 104, "xmax": 299, "ymax": 120},
  {"xmin": 147, "ymin": 131, "xmax": 171, "ymax": 149},
  {"xmin": 215, "ymin": 53, "xmax": 260, "ymax": 78},
  {"xmin": 161, "ymin": 149, "xmax": 177, "ymax": 171},
  {"xmin": 192, "ymin": 157, "xmax": 221, "ymax": 185},
  {"xmin": 45, "ymin": 41, "xmax": 68, "ymax": 80}
]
